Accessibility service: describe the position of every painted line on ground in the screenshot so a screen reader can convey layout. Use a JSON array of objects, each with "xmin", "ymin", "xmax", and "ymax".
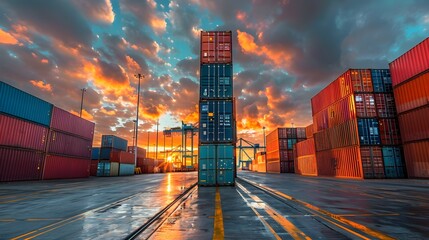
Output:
[{"xmin": 213, "ymin": 187, "xmax": 225, "ymax": 240}]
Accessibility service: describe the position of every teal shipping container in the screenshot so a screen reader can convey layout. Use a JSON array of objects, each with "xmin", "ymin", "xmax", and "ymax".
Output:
[
  {"xmin": 0, "ymin": 81, "xmax": 52, "ymax": 126},
  {"xmin": 119, "ymin": 163, "xmax": 134, "ymax": 176},
  {"xmin": 382, "ymin": 147, "xmax": 405, "ymax": 178},
  {"xmin": 198, "ymin": 144, "xmax": 235, "ymax": 186},
  {"xmin": 97, "ymin": 161, "xmax": 119, "ymax": 177},
  {"xmin": 101, "ymin": 135, "xmax": 128, "ymax": 151}
]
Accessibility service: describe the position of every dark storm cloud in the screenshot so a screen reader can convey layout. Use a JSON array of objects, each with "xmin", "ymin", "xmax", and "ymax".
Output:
[{"xmin": 176, "ymin": 58, "xmax": 199, "ymax": 78}]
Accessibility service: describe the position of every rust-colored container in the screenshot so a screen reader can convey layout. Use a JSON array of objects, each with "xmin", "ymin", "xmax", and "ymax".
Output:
[
  {"xmin": 360, "ymin": 146, "xmax": 384, "ymax": 178},
  {"xmin": 48, "ymin": 131, "xmax": 92, "ymax": 158},
  {"xmin": 127, "ymin": 146, "xmax": 146, "ymax": 158},
  {"xmin": 316, "ymin": 146, "xmax": 363, "ymax": 178},
  {"xmin": 266, "ymin": 150, "xmax": 279, "ymax": 163},
  {"xmin": 354, "ymin": 94, "xmax": 376, "ymax": 118},
  {"xmin": 90, "ymin": 160, "xmax": 98, "ymax": 176},
  {"xmin": 403, "ymin": 140, "xmax": 429, "ymax": 178},
  {"xmin": 378, "ymin": 118, "xmax": 401, "ymax": 145},
  {"xmin": 327, "ymin": 94, "xmax": 356, "ymax": 128},
  {"xmin": 51, "ymin": 106, "xmax": 95, "ymax": 140},
  {"xmin": 295, "ymin": 155, "xmax": 317, "ymax": 176},
  {"xmin": 201, "ymin": 31, "xmax": 232, "ymax": 64},
  {"xmin": 42, "ymin": 155, "xmax": 90, "ymax": 179},
  {"xmin": 314, "ymin": 130, "xmax": 331, "ymax": 151},
  {"xmin": 0, "ymin": 147, "xmax": 44, "ymax": 181},
  {"xmin": 305, "ymin": 124, "xmax": 314, "ymax": 138},
  {"xmin": 389, "ymin": 37, "xmax": 429, "ymax": 87},
  {"xmin": 266, "ymin": 161, "xmax": 280, "ymax": 173},
  {"xmin": 398, "ymin": 106, "xmax": 429, "ymax": 143},
  {"xmin": 266, "ymin": 129, "xmax": 279, "ymax": 153},
  {"xmin": 295, "ymin": 138, "xmax": 315, "ymax": 157},
  {"xmin": 393, "ymin": 72, "xmax": 429, "ymax": 114},
  {"xmin": 374, "ymin": 93, "xmax": 397, "ymax": 118},
  {"xmin": 110, "ymin": 151, "xmax": 135, "ymax": 164},
  {"xmin": 328, "ymin": 119, "xmax": 359, "ymax": 149},
  {"xmin": 350, "ymin": 69, "xmax": 373, "ymax": 92},
  {"xmin": 0, "ymin": 114, "xmax": 48, "ymax": 151}
]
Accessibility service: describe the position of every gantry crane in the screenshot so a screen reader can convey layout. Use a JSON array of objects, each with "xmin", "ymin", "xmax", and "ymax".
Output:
[{"xmin": 237, "ymin": 138, "xmax": 264, "ymax": 169}]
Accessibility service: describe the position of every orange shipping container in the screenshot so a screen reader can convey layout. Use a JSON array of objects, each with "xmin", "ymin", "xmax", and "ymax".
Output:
[
  {"xmin": 305, "ymin": 124, "xmax": 314, "ymax": 138},
  {"xmin": 316, "ymin": 146, "xmax": 363, "ymax": 178},
  {"xmin": 403, "ymin": 140, "xmax": 429, "ymax": 178},
  {"xmin": 295, "ymin": 155, "xmax": 317, "ymax": 176},
  {"xmin": 295, "ymin": 138, "xmax": 315, "ymax": 157},
  {"xmin": 398, "ymin": 106, "xmax": 429, "ymax": 143},
  {"xmin": 393, "ymin": 72, "xmax": 429, "ymax": 114}
]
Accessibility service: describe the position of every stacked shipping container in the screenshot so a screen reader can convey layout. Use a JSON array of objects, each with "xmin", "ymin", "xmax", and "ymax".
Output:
[
  {"xmin": 0, "ymin": 81, "xmax": 95, "ymax": 181},
  {"xmin": 311, "ymin": 69, "xmax": 405, "ymax": 179},
  {"xmin": 96, "ymin": 135, "xmax": 134, "ymax": 176},
  {"xmin": 198, "ymin": 31, "xmax": 236, "ymax": 186},
  {"xmin": 295, "ymin": 124, "xmax": 317, "ymax": 176},
  {"xmin": 390, "ymin": 37, "xmax": 429, "ymax": 178},
  {"xmin": 266, "ymin": 128, "xmax": 306, "ymax": 173}
]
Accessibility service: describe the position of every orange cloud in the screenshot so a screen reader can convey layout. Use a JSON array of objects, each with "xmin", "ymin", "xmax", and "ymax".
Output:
[
  {"xmin": 0, "ymin": 28, "xmax": 19, "ymax": 45},
  {"xmin": 125, "ymin": 55, "xmax": 141, "ymax": 72},
  {"xmin": 41, "ymin": 59, "xmax": 49, "ymax": 64},
  {"xmin": 150, "ymin": 16, "xmax": 166, "ymax": 34},
  {"xmin": 237, "ymin": 30, "xmax": 292, "ymax": 68},
  {"xmin": 236, "ymin": 11, "xmax": 247, "ymax": 21},
  {"xmin": 30, "ymin": 80, "xmax": 52, "ymax": 92},
  {"xmin": 70, "ymin": 109, "xmax": 94, "ymax": 121}
]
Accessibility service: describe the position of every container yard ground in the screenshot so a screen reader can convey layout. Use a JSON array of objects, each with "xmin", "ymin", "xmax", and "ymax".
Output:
[{"xmin": 1, "ymin": 171, "xmax": 428, "ymax": 239}]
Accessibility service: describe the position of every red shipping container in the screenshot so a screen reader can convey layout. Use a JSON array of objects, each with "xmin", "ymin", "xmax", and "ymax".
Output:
[
  {"xmin": 398, "ymin": 106, "xmax": 429, "ymax": 143},
  {"xmin": 327, "ymin": 119, "xmax": 359, "ymax": 149},
  {"xmin": 90, "ymin": 160, "xmax": 98, "ymax": 176},
  {"xmin": 350, "ymin": 69, "xmax": 373, "ymax": 92},
  {"xmin": 327, "ymin": 94, "xmax": 356, "ymax": 128},
  {"xmin": 266, "ymin": 150, "xmax": 279, "ymax": 162},
  {"xmin": 313, "ymin": 109, "xmax": 329, "ymax": 132},
  {"xmin": 360, "ymin": 147, "xmax": 384, "ymax": 178},
  {"xmin": 295, "ymin": 155, "xmax": 317, "ymax": 176},
  {"xmin": 393, "ymin": 72, "xmax": 429, "ymax": 114},
  {"xmin": 280, "ymin": 161, "xmax": 294, "ymax": 173},
  {"xmin": 378, "ymin": 118, "xmax": 401, "ymax": 145},
  {"xmin": 110, "ymin": 151, "xmax": 135, "ymax": 164},
  {"xmin": 0, "ymin": 147, "xmax": 43, "ymax": 181},
  {"xmin": 389, "ymin": 37, "xmax": 429, "ymax": 87},
  {"xmin": 374, "ymin": 93, "xmax": 396, "ymax": 118},
  {"xmin": 43, "ymin": 155, "xmax": 90, "ymax": 179},
  {"xmin": 201, "ymin": 31, "xmax": 232, "ymax": 64},
  {"xmin": 51, "ymin": 106, "xmax": 95, "ymax": 140},
  {"xmin": 354, "ymin": 94, "xmax": 377, "ymax": 118},
  {"xmin": 48, "ymin": 131, "xmax": 92, "ymax": 158},
  {"xmin": 0, "ymin": 114, "xmax": 48, "ymax": 151},
  {"xmin": 305, "ymin": 124, "xmax": 314, "ymax": 138},
  {"xmin": 314, "ymin": 130, "xmax": 331, "ymax": 151},
  {"xmin": 403, "ymin": 140, "xmax": 429, "ymax": 178},
  {"xmin": 266, "ymin": 161, "xmax": 280, "ymax": 173},
  {"xmin": 316, "ymin": 146, "xmax": 363, "ymax": 178},
  {"xmin": 295, "ymin": 138, "xmax": 315, "ymax": 157},
  {"xmin": 127, "ymin": 146, "xmax": 146, "ymax": 158}
]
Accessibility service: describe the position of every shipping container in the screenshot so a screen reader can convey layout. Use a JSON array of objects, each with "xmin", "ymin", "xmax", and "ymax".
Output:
[
  {"xmin": 327, "ymin": 94, "xmax": 356, "ymax": 128},
  {"xmin": 393, "ymin": 72, "xmax": 429, "ymax": 114},
  {"xmin": 316, "ymin": 146, "xmax": 363, "ymax": 178},
  {"xmin": 200, "ymin": 31, "xmax": 232, "ymax": 64},
  {"xmin": 374, "ymin": 93, "xmax": 396, "ymax": 118},
  {"xmin": 217, "ymin": 158, "xmax": 234, "ymax": 185},
  {"xmin": 360, "ymin": 147, "xmax": 384, "ymax": 179},
  {"xmin": 389, "ymin": 37, "xmax": 429, "ymax": 87},
  {"xmin": 378, "ymin": 118, "xmax": 401, "ymax": 145},
  {"xmin": 90, "ymin": 160, "xmax": 99, "ymax": 176},
  {"xmin": 91, "ymin": 147, "xmax": 100, "ymax": 160},
  {"xmin": 101, "ymin": 135, "xmax": 128, "ymax": 151},
  {"xmin": 200, "ymin": 64, "xmax": 233, "ymax": 99},
  {"xmin": 0, "ymin": 114, "xmax": 48, "ymax": 151},
  {"xmin": 371, "ymin": 69, "xmax": 392, "ymax": 93},
  {"xmin": 295, "ymin": 155, "xmax": 317, "ymax": 176},
  {"xmin": 48, "ymin": 131, "xmax": 92, "ymax": 158},
  {"xmin": 382, "ymin": 147, "xmax": 405, "ymax": 178},
  {"xmin": 295, "ymin": 138, "xmax": 316, "ymax": 157},
  {"xmin": 0, "ymin": 81, "xmax": 53, "ymax": 126},
  {"xmin": 266, "ymin": 150, "xmax": 279, "ymax": 162},
  {"xmin": 328, "ymin": 119, "xmax": 360, "ymax": 149},
  {"xmin": 51, "ymin": 106, "xmax": 95, "ymax": 140},
  {"xmin": 0, "ymin": 147, "xmax": 44, "ymax": 182},
  {"xmin": 99, "ymin": 147, "xmax": 121, "ymax": 160},
  {"xmin": 398, "ymin": 106, "xmax": 429, "ymax": 143},
  {"xmin": 97, "ymin": 161, "xmax": 119, "ymax": 177},
  {"xmin": 127, "ymin": 146, "xmax": 146, "ymax": 158},
  {"xmin": 355, "ymin": 94, "xmax": 377, "ymax": 118},
  {"xmin": 313, "ymin": 108, "xmax": 329, "ymax": 132},
  {"xmin": 119, "ymin": 163, "xmax": 135, "ymax": 176},
  {"xmin": 256, "ymin": 152, "xmax": 266, "ymax": 173},
  {"xmin": 280, "ymin": 161, "xmax": 294, "ymax": 173},
  {"xmin": 314, "ymin": 130, "xmax": 331, "ymax": 152},
  {"xmin": 357, "ymin": 118, "xmax": 381, "ymax": 145},
  {"xmin": 266, "ymin": 161, "xmax": 280, "ymax": 173},
  {"xmin": 350, "ymin": 69, "xmax": 373, "ymax": 92},
  {"xmin": 43, "ymin": 155, "xmax": 90, "ymax": 180},
  {"xmin": 110, "ymin": 150, "xmax": 135, "ymax": 164},
  {"xmin": 403, "ymin": 140, "xmax": 429, "ymax": 178},
  {"xmin": 199, "ymin": 100, "xmax": 235, "ymax": 143},
  {"xmin": 199, "ymin": 157, "xmax": 216, "ymax": 185},
  {"xmin": 305, "ymin": 124, "xmax": 314, "ymax": 138}
]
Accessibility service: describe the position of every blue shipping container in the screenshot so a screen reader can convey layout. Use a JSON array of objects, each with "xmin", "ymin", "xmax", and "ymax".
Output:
[
  {"xmin": 371, "ymin": 69, "xmax": 392, "ymax": 93},
  {"xmin": 101, "ymin": 135, "xmax": 128, "ymax": 151},
  {"xmin": 97, "ymin": 161, "xmax": 119, "ymax": 176},
  {"xmin": 198, "ymin": 144, "xmax": 235, "ymax": 186},
  {"xmin": 200, "ymin": 64, "xmax": 233, "ymax": 99},
  {"xmin": 199, "ymin": 100, "xmax": 235, "ymax": 143},
  {"xmin": 99, "ymin": 147, "xmax": 121, "ymax": 160},
  {"xmin": 0, "ymin": 81, "xmax": 53, "ymax": 126},
  {"xmin": 382, "ymin": 147, "xmax": 405, "ymax": 178},
  {"xmin": 119, "ymin": 163, "xmax": 134, "ymax": 176},
  {"xmin": 91, "ymin": 147, "xmax": 100, "ymax": 160},
  {"xmin": 358, "ymin": 118, "xmax": 381, "ymax": 145},
  {"xmin": 217, "ymin": 158, "xmax": 234, "ymax": 185},
  {"xmin": 199, "ymin": 158, "xmax": 216, "ymax": 186}
]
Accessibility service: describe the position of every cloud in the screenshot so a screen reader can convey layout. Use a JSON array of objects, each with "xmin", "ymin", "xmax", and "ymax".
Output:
[
  {"xmin": 29, "ymin": 80, "xmax": 52, "ymax": 92},
  {"xmin": 74, "ymin": 0, "xmax": 115, "ymax": 24},
  {"xmin": 176, "ymin": 58, "xmax": 199, "ymax": 78},
  {"xmin": 0, "ymin": 28, "xmax": 19, "ymax": 45},
  {"xmin": 120, "ymin": 0, "xmax": 166, "ymax": 34}
]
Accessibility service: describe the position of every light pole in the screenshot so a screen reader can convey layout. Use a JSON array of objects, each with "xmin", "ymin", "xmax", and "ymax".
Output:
[
  {"xmin": 79, "ymin": 88, "xmax": 86, "ymax": 118},
  {"xmin": 263, "ymin": 126, "xmax": 266, "ymax": 152},
  {"xmin": 155, "ymin": 119, "xmax": 159, "ymax": 161},
  {"xmin": 134, "ymin": 73, "xmax": 143, "ymax": 167},
  {"xmin": 147, "ymin": 131, "xmax": 150, "ymax": 158}
]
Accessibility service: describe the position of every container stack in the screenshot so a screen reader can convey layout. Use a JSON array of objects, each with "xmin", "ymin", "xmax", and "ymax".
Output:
[
  {"xmin": 311, "ymin": 69, "xmax": 404, "ymax": 179},
  {"xmin": 90, "ymin": 147, "xmax": 100, "ymax": 176},
  {"xmin": 389, "ymin": 37, "xmax": 429, "ymax": 178},
  {"xmin": 0, "ymin": 81, "xmax": 95, "ymax": 181},
  {"xmin": 251, "ymin": 152, "xmax": 266, "ymax": 173},
  {"xmin": 266, "ymin": 128, "xmax": 306, "ymax": 173},
  {"xmin": 294, "ymin": 124, "xmax": 317, "ymax": 176},
  {"xmin": 198, "ymin": 31, "xmax": 236, "ymax": 186},
  {"xmin": 97, "ymin": 135, "xmax": 134, "ymax": 176}
]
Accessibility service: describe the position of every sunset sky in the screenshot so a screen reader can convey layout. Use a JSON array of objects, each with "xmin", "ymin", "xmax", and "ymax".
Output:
[{"xmin": 1, "ymin": 0, "xmax": 428, "ymax": 149}]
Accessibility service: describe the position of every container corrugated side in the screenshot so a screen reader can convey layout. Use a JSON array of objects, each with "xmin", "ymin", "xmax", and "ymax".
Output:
[
  {"xmin": 316, "ymin": 146, "xmax": 363, "ymax": 178},
  {"xmin": 111, "ymin": 151, "xmax": 135, "ymax": 164},
  {"xmin": 200, "ymin": 64, "xmax": 233, "ymax": 99},
  {"xmin": 378, "ymin": 118, "xmax": 401, "ymax": 145},
  {"xmin": 0, "ymin": 81, "xmax": 53, "ymax": 126},
  {"xmin": 0, "ymin": 114, "xmax": 48, "ymax": 151},
  {"xmin": 0, "ymin": 147, "xmax": 44, "ymax": 181},
  {"xmin": 295, "ymin": 155, "xmax": 317, "ymax": 176},
  {"xmin": 398, "ymin": 106, "xmax": 429, "ymax": 143},
  {"xmin": 305, "ymin": 124, "xmax": 314, "ymax": 138},
  {"xmin": 360, "ymin": 146, "xmax": 384, "ymax": 179},
  {"xmin": 101, "ymin": 135, "xmax": 128, "ymax": 151},
  {"xmin": 327, "ymin": 94, "xmax": 355, "ymax": 128},
  {"xmin": 266, "ymin": 161, "xmax": 280, "ymax": 173},
  {"xmin": 51, "ymin": 106, "xmax": 95, "ymax": 140},
  {"xmin": 382, "ymin": 147, "xmax": 405, "ymax": 178},
  {"xmin": 329, "ymin": 119, "xmax": 360, "ymax": 149},
  {"xmin": 374, "ymin": 93, "xmax": 396, "ymax": 118},
  {"xmin": 127, "ymin": 146, "xmax": 146, "ymax": 158},
  {"xmin": 389, "ymin": 37, "xmax": 429, "ymax": 87},
  {"xmin": 403, "ymin": 140, "xmax": 429, "ymax": 178},
  {"xmin": 42, "ymin": 155, "xmax": 90, "ymax": 180},
  {"xmin": 295, "ymin": 138, "xmax": 315, "ymax": 157},
  {"xmin": 48, "ymin": 131, "xmax": 92, "ymax": 158},
  {"xmin": 393, "ymin": 72, "xmax": 429, "ymax": 114},
  {"xmin": 119, "ymin": 163, "xmax": 135, "ymax": 176},
  {"xmin": 90, "ymin": 160, "xmax": 99, "ymax": 176}
]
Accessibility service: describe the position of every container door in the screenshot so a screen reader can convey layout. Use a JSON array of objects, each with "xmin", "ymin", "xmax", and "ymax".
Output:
[
  {"xmin": 199, "ymin": 158, "xmax": 216, "ymax": 185},
  {"xmin": 217, "ymin": 158, "xmax": 234, "ymax": 185}
]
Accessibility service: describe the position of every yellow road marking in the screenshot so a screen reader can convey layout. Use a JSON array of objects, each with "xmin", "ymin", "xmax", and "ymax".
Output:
[
  {"xmin": 213, "ymin": 187, "xmax": 224, "ymax": 240},
  {"xmin": 0, "ymin": 219, "xmax": 15, "ymax": 222}
]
